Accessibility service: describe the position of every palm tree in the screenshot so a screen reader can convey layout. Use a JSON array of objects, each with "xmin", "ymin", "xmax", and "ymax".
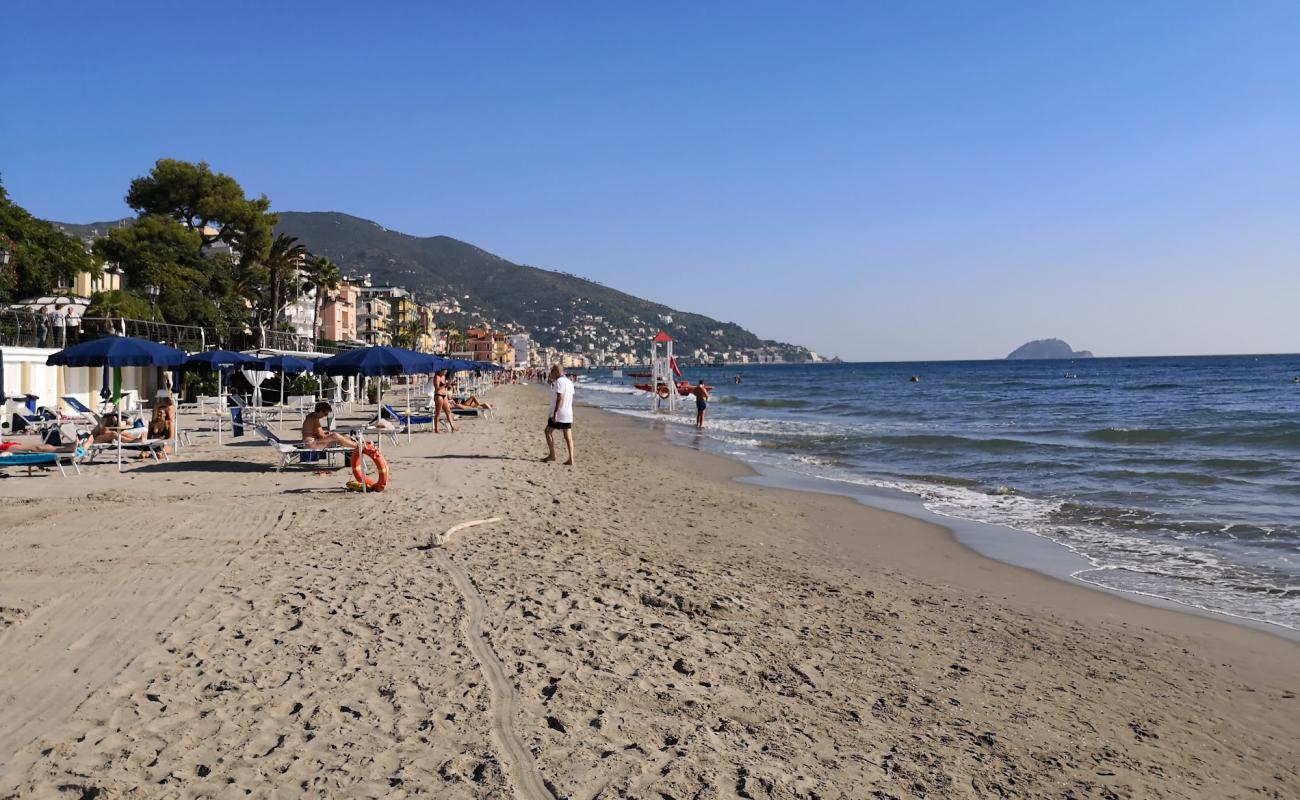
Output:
[
  {"xmin": 264, "ymin": 233, "xmax": 306, "ymax": 323},
  {"xmin": 303, "ymin": 255, "xmax": 341, "ymax": 344}
]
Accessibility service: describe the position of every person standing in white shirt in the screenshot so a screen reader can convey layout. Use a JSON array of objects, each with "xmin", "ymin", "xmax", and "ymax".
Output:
[{"xmin": 543, "ymin": 365, "xmax": 576, "ymax": 466}]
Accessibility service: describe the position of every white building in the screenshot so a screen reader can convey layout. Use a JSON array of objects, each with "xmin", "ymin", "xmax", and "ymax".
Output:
[{"xmin": 507, "ymin": 333, "xmax": 532, "ymax": 368}]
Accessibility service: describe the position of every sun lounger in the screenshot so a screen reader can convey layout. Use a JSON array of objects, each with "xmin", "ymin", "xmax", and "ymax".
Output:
[
  {"xmin": 0, "ymin": 451, "xmax": 81, "ymax": 477},
  {"xmin": 449, "ymin": 396, "xmax": 491, "ymax": 417},
  {"xmin": 60, "ymin": 396, "xmax": 101, "ymax": 426},
  {"xmin": 255, "ymin": 424, "xmax": 352, "ymax": 472},
  {"xmin": 381, "ymin": 404, "xmax": 436, "ymax": 433},
  {"xmin": 83, "ymin": 434, "xmax": 166, "ymax": 471}
]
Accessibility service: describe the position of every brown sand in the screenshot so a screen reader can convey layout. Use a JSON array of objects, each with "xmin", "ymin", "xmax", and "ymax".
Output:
[{"xmin": 0, "ymin": 384, "xmax": 1296, "ymax": 798}]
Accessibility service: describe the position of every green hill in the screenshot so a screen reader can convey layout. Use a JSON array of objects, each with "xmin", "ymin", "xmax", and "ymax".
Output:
[{"xmin": 274, "ymin": 211, "xmax": 809, "ymax": 362}]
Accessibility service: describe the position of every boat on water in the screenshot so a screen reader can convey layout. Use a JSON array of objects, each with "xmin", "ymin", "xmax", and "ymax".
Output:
[{"xmin": 634, "ymin": 381, "xmax": 711, "ymax": 397}]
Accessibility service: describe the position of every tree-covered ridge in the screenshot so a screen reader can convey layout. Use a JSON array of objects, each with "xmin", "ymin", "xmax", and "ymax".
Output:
[
  {"xmin": 275, "ymin": 211, "xmax": 810, "ymax": 361},
  {"xmin": 32, "ymin": 159, "xmax": 810, "ymax": 361}
]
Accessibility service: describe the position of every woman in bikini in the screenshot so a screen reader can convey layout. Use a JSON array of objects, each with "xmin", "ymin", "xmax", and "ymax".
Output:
[{"xmin": 434, "ymin": 369, "xmax": 457, "ymax": 433}]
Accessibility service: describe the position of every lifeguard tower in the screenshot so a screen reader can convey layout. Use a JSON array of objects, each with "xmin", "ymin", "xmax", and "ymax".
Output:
[{"xmin": 649, "ymin": 330, "xmax": 680, "ymax": 412}]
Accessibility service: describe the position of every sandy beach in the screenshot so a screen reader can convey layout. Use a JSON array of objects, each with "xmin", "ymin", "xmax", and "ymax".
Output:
[{"xmin": 1, "ymin": 384, "xmax": 1296, "ymax": 799}]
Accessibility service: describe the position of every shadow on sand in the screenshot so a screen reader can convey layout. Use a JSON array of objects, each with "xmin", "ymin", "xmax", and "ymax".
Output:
[{"xmin": 135, "ymin": 460, "xmax": 272, "ymax": 474}]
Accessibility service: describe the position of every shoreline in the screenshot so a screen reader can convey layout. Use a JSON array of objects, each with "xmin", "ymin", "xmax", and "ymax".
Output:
[
  {"xmin": 582, "ymin": 393, "xmax": 1300, "ymax": 643},
  {"xmin": 579, "ymin": 397, "xmax": 1300, "ymax": 658},
  {"xmin": 741, "ymin": 464, "xmax": 1300, "ymax": 644},
  {"xmin": 2, "ymin": 384, "xmax": 1296, "ymax": 797}
]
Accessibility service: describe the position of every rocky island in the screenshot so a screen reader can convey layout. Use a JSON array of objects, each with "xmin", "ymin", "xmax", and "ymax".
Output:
[{"xmin": 1007, "ymin": 338, "xmax": 1095, "ymax": 359}]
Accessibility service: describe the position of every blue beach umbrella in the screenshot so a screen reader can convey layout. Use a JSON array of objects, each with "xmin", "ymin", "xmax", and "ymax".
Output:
[
  {"xmin": 46, "ymin": 334, "xmax": 188, "ymax": 408},
  {"xmin": 313, "ymin": 346, "xmax": 446, "ymax": 443},
  {"xmin": 46, "ymin": 335, "xmax": 189, "ymax": 450},
  {"xmin": 311, "ymin": 345, "xmax": 436, "ymax": 377},
  {"xmin": 258, "ymin": 354, "xmax": 316, "ymax": 374},
  {"xmin": 46, "ymin": 335, "xmax": 188, "ymax": 368}
]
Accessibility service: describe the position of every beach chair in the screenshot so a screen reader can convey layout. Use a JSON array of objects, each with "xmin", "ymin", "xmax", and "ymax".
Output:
[
  {"xmin": 381, "ymin": 403, "xmax": 436, "ymax": 433},
  {"xmin": 8, "ymin": 397, "xmax": 57, "ymax": 435},
  {"xmin": 83, "ymin": 430, "xmax": 167, "ymax": 471},
  {"xmin": 0, "ymin": 450, "xmax": 81, "ymax": 477},
  {"xmin": 60, "ymin": 396, "xmax": 101, "ymax": 426},
  {"xmin": 254, "ymin": 424, "xmax": 351, "ymax": 472},
  {"xmin": 357, "ymin": 412, "xmax": 402, "ymax": 448}
]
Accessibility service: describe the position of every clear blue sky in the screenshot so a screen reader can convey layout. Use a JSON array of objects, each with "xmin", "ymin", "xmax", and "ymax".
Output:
[{"xmin": 3, "ymin": 1, "xmax": 1298, "ymax": 360}]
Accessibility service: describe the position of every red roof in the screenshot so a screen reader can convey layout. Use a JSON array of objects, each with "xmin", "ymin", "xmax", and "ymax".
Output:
[{"xmin": 652, "ymin": 331, "xmax": 674, "ymax": 343}]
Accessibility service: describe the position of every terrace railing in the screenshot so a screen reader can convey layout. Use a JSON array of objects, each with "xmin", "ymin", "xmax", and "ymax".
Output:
[{"xmin": 0, "ymin": 309, "xmax": 357, "ymax": 355}]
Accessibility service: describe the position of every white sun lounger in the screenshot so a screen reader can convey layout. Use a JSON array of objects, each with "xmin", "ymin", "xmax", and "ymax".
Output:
[{"xmin": 254, "ymin": 424, "xmax": 352, "ymax": 472}]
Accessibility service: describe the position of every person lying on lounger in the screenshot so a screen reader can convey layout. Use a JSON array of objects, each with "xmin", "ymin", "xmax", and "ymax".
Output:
[
  {"xmin": 451, "ymin": 396, "xmax": 494, "ymax": 410},
  {"xmin": 0, "ymin": 439, "xmax": 80, "ymax": 454},
  {"xmin": 91, "ymin": 413, "xmax": 143, "ymax": 444},
  {"xmin": 302, "ymin": 402, "xmax": 358, "ymax": 450}
]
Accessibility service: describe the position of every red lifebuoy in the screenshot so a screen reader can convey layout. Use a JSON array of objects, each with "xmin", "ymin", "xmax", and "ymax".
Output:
[
  {"xmin": 656, "ymin": 384, "xmax": 670, "ymax": 399},
  {"xmin": 351, "ymin": 442, "xmax": 390, "ymax": 492}
]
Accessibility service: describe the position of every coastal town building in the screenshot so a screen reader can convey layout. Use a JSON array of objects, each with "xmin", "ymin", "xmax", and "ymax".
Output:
[
  {"xmin": 357, "ymin": 294, "xmax": 391, "ymax": 346},
  {"xmin": 318, "ymin": 280, "xmax": 361, "ymax": 344}
]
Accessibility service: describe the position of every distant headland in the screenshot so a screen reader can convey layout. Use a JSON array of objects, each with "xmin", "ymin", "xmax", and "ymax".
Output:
[{"xmin": 1006, "ymin": 339, "xmax": 1095, "ymax": 360}]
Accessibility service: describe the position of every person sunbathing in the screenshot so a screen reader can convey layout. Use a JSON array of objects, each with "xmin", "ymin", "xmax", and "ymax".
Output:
[
  {"xmin": 148, "ymin": 397, "xmax": 176, "ymax": 441},
  {"xmin": 90, "ymin": 413, "xmax": 143, "ymax": 444},
  {"xmin": 302, "ymin": 402, "xmax": 358, "ymax": 450},
  {"xmin": 0, "ymin": 438, "xmax": 80, "ymax": 454},
  {"xmin": 452, "ymin": 396, "xmax": 494, "ymax": 410}
]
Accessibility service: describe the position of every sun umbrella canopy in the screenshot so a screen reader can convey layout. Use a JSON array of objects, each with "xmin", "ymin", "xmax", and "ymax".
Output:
[
  {"xmin": 312, "ymin": 346, "xmax": 439, "ymax": 377},
  {"xmin": 258, "ymin": 354, "xmax": 317, "ymax": 374},
  {"xmin": 11, "ymin": 295, "xmax": 90, "ymax": 319},
  {"xmin": 184, "ymin": 350, "xmax": 263, "ymax": 370},
  {"xmin": 45, "ymin": 335, "xmax": 188, "ymax": 367},
  {"xmin": 418, "ymin": 354, "xmax": 454, "ymax": 373}
]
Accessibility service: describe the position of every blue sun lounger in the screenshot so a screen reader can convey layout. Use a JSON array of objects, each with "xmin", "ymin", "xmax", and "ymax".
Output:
[
  {"xmin": 0, "ymin": 451, "xmax": 80, "ymax": 477},
  {"xmin": 381, "ymin": 404, "xmax": 435, "ymax": 432}
]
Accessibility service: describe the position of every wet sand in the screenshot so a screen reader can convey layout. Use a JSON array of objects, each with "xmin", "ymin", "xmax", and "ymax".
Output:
[{"xmin": 0, "ymin": 384, "xmax": 1296, "ymax": 798}]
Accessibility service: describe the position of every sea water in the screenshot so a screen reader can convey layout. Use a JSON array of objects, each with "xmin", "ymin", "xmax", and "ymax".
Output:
[{"xmin": 579, "ymin": 356, "xmax": 1300, "ymax": 631}]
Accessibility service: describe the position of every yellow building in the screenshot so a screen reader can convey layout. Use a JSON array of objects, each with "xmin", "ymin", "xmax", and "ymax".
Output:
[{"xmin": 73, "ymin": 264, "xmax": 124, "ymax": 298}]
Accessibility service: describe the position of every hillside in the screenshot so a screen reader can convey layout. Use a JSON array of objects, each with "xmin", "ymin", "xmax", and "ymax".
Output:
[
  {"xmin": 53, "ymin": 212, "xmax": 811, "ymax": 362},
  {"xmin": 274, "ymin": 212, "xmax": 810, "ymax": 361}
]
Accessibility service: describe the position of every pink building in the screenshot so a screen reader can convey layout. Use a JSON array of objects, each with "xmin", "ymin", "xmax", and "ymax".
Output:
[{"xmin": 319, "ymin": 281, "xmax": 361, "ymax": 344}]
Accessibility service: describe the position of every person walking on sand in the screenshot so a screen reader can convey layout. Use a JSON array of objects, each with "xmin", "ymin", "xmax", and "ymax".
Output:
[
  {"xmin": 542, "ymin": 365, "xmax": 575, "ymax": 465},
  {"xmin": 432, "ymin": 369, "xmax": 457, "ymax": 433},
  {"xmin": 690, "ymin": 380, "xmax": 711, "ymax": 429}
]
